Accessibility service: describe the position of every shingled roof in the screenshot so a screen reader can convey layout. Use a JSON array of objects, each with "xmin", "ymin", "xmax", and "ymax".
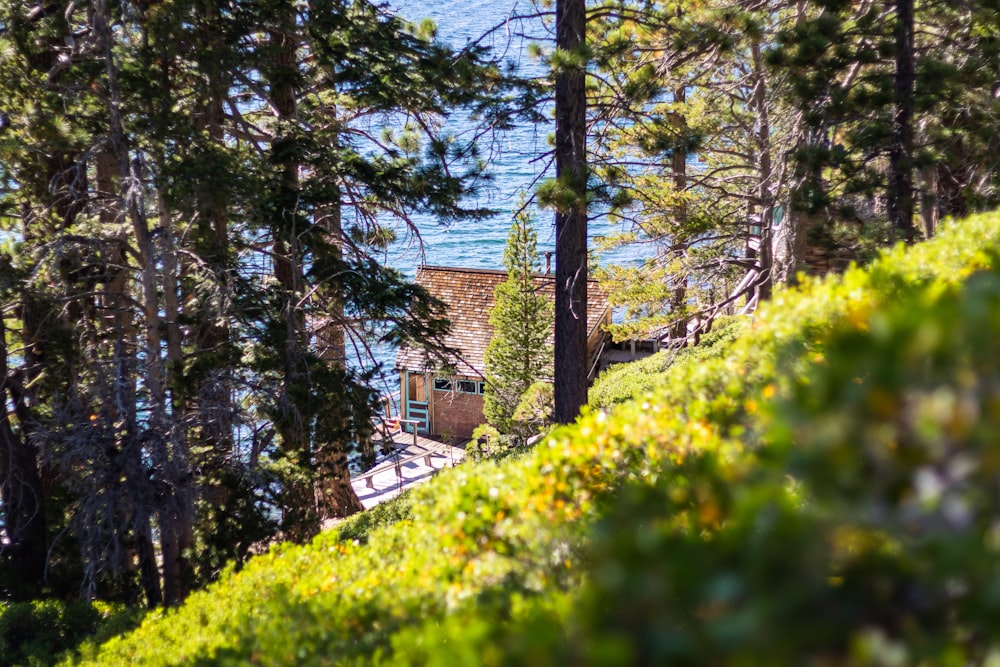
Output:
[{"xmin": 396, "ymin": 266, "xmax": 611, "ymax": 376}]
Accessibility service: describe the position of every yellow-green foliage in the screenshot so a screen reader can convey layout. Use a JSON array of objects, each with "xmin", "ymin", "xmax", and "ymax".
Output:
[
  {"xmin": 589, "ymin": 314, "xmax": 746, "ymax": 408},
  {"xmin": 71, "ymin": 212, "xmax": 1000, "ymax": 666}
]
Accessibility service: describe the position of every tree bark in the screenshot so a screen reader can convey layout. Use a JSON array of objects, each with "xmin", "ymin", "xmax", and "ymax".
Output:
[
  {"xmin": 94, "ymin": 0, "xmax": 177, "ymax": 606},
  {"xmin": 919, "ymin": 166, "xmax": 938, "ymax": 238},
  {"xmin": 315, "ymin": 196, "xmax": 364, "ymax": 518},
  {"xmin": 773, "ymin": 1, "xmax": 817, "ymax": 286},
  {"xmin": 888, "ymin": 0, "xmax": 916, "ymax": 242},
  {"xmin": 185, "ymin": 1, "xmax": 237, "ymax": 560},
  {"xmin": 269, "ymin": 2, "xmax": 316, "ymax": 539},
  {"xmin": 751, "ymin": 41, "xmax": 774, "ymax": 302},
  {"xmin": 669, "ymin": 87, "xmax": 688, "ymax": 342},
  {"xmin": 269, "ymin": 2, "xmax": 361, "ymax": 535},
  {"xmin": 553, "ymin": 0, "xmax": 588, "ymax": 425},
  {"xmin": 0, "ymin": 316, "xmax": 47, "ymax": 600}
]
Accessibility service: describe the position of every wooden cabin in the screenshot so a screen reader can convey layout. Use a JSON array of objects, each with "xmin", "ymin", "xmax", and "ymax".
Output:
[{"xmin": 395, "ymin": 266, "xmax": 612, "ymax": 438}]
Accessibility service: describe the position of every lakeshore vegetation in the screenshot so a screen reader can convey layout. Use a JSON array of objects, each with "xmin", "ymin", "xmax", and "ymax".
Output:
[
  {"xmin": 1, "ymin": 210, "xmax": 996, "ymax": 664},
  {"xmin": 2, "ymin": 0, "xmax": 1000, "ymax": 663}
]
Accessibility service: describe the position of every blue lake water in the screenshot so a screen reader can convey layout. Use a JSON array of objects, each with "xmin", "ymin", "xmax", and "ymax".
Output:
[{"xmin": 383, "ymin": 0, "xmax": 645, "ymax": 271}]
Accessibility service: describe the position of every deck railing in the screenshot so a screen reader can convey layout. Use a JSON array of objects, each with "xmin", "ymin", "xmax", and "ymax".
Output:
[{"xmin": 352, "ymin": 428, "xmax": 459, "ymax": 490}]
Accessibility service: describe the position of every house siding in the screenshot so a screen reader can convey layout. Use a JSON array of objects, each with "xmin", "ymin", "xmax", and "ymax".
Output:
[
  {"xmin": 431, "ymin": 388, "xmax": 484, "ymax": 439},
  {"xmin": 396, "ymin": 266, "xmax": 614, "ymax": 439}
]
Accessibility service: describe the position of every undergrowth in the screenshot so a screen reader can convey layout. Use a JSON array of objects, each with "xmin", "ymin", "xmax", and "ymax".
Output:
[
  {"xmin": 589, "ymin": 314, "xmax": 746, "ymax": 407},
  {"xmin": 66, "ymin": 211, "xmax": 1000, "ymax": 666}
]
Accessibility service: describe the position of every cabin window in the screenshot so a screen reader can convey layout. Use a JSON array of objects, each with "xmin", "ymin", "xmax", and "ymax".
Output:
[{"xmin": 436, "ymin": 378, "xmax": 484, "ymax": 395}]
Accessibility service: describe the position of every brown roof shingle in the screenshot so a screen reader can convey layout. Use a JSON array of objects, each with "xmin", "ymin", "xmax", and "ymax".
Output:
[{"xmin": 396, "ymin": 265, "xmax": 611, "ymax": 376}]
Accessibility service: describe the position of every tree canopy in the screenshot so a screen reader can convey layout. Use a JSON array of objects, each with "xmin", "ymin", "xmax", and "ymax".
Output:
[
  {"xmin": 587, "ymin": 0, "xmax": 1000, "ymax": 342},
  {"xmin": 0, "ymin": 0, "xmax": 523, "ymax": 605}
]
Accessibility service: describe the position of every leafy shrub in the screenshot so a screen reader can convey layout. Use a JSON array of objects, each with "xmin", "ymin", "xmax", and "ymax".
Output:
[
  {"xmin": 69, "ymin": 211, "xmax": 1000, "ymax": 666},
  {"xmin": 335, "ymin": 490, "xmax": 413, "ymax": 545},
  {"xmin": 0, "ymin": 600, "xmax": 140, "ymax": 666},
  {"xmin": 546, "ymin": 252, "xmax": 1000, "ymax": 666},
  {"xmin": 589, "ymin": 315, "xmax": 745, "ymax": 407},
  {"xmin": 467, "ymin": 424, "xmax": 542, "ymax": 462},
  {"xmin": 467, "ymin": 423, "xmax": 510, "ymax": 461}
]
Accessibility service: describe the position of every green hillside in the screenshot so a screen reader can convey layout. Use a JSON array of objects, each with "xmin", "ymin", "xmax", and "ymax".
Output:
[{"xmin": 69, "ymin": 211, "xmax": 1000, "ymax": 665}]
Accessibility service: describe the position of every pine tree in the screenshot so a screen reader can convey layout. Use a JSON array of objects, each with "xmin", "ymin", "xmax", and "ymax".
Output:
[
  {"xmin": 0, "ymin": 0, "xmax": 523, "ymax": 604},
  {"xmin": 483, "ymin": 208, "xmax": 554, "ymax": 441},
  {"xmin": 588, "ymin": 0, "xmax": 799, "ymax": 341},
  {"xmin": 771, "ymin": 0, "xmax": 1000, "ymax": 244}
]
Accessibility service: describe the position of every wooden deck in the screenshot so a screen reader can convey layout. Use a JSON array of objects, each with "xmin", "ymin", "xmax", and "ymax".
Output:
[{"xmin": 351, "ymin": 430, "xmax": 466, "ymax": 509}]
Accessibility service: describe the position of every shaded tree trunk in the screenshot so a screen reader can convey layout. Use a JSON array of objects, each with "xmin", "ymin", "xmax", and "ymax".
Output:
[
  {"xmin": 93, "ymin": 0, "xmax": 177, "ymax": 606},
  {"xmin": 669, "ymin": 87, "xmax": 688, "ymax": 342},
  {"xmin": 888, "ymin": 0, "xmax": 916, "ymax": 242},
  {"xmin": 269, "ymin": 3, "xmax": 316, "ymax": 540},
  {"xmin": 268, "ymin": 2, "xmax": 363, "ymax": 536},
  {"xmin": 271, "ymin": 2, "xmax": 363, "ymax": 530},
  {"xmin": 553, "ymin": 0, "xmax": 589, "ymax": 424},
  {"xmin": 773, "ymin": 1, "xmax": 818, "ymax": 287},
  {"xmin": 315, "ymin": 196, "xmax": 364, "ymax": 518},
  {"xmin": 751, "ymin": 41, "xmax": 774, "ymax": 302},
  {"xmin": 0, "ymin": 316, "xmax": 47, "ymax": 600},
  {"xmin": 184, "ymin": 1, "xmax": 239, "ymax": 569},
  {"xmin": 918, "ymin": 166, "xmax": 938, "ymax": 238}
]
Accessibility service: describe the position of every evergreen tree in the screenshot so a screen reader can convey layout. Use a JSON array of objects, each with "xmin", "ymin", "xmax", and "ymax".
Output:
[
  {"xmin": 588, "ymin": 0, "xmax": 799, "ymax": 342},
  {"xmin": 0, "ymin": 0, "xmax": 522, "ymax": 605},
  {"xmin": 588, "ymin": 0, "xmax": 1000, "ymax": 343},
  {"xmin": 483, "ymin": 208, "xmax": 554, "ymax": 441},
  {"xmin": 770, "ymin": 0, "xmax": 1000, "ymax": 244}
]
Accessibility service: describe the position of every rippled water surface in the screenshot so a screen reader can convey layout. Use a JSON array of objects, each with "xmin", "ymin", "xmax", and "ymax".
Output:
[{"xmin": 384, "ymin": 0, "xmax": 643, "ymax": 270}]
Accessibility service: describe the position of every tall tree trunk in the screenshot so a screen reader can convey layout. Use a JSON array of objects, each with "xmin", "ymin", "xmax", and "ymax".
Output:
[
  {"xmin": 148, "ymin": 12, "xmax": 195, "ymax": 600},
  {"xmin": 156, "ymin": 177, "xmax": 190, "ymax": 605},
  {"xmin": 2, "ymin": 195, "xmax": 52, "ymax": 601},
  {"xmin": 269, "ymin": 2, "xmax": 363, "ymax": 532},
  {"xmin": 888, "ymin": 0, "xmax": 916, "ymax": 242},
  {"xmin": 751, "ymin": 41, "xmax": 774, "ymax": 303},
  {"xmin": 919, "ymin": 166, "xmax": 938, "ymax": 238},
  {"xmin": 315, "ymin": 198, "xmax": 365, "ymax": 517},
  {"xmin": 0, "ymin": 317, "xmax": 47, "ymax": 601},
  {"xmin": 133, "ymin": 511, "xmax": 162, "ymax": 607},
  {"xmin": 669, "ymin": 87, "xmax": 688, "ymax": 342},
  {"xmin": 773, "ymin": 2, "xmax": 819, "ymax": 286},
  {"xmin": 96, "ymin": 148, "xmax": 153, "ymax": 599},
  {"xmin": 196, "ymin": 0, "xmax": 235, "ymax": 465},
  {"xmin": 553, "ymin": 0, "xmax": 588, "ymax": 424},
  {"xmin": 185, "ymin": 1, "xmax": 238, "ymax": 559},
  {"xmin": 94, "ymin": 0, "xmax": 174, "ymax": 606},
  {"xmin": 270, "ymin": 3, "xmax": 320, "ymax": 539}
]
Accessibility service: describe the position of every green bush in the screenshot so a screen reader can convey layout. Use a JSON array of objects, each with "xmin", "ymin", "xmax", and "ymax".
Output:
[
  {"xmin": 0, "ymin": 599, "xmax": 140, "ymax": 666},
  {"xmin": 589, "ymin": 315, "xmax": 745, "ymax": 408},
  {"xmin": 335, "ymin": 489, "xmax": 414, "ymax": 545},
  {"xmin": 545, "ymin": 252, "xmax": 1000, "ymax": 666},
  {"xmin": 70, "ymin": 211, "xmax": 1000, "ymax": 666}
]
